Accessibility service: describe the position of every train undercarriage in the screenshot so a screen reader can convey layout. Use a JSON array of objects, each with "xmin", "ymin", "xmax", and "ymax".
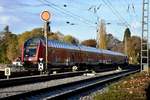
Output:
[{"xmin": 23, "ymin": 61, "xmax": 129, "ymax": 73}]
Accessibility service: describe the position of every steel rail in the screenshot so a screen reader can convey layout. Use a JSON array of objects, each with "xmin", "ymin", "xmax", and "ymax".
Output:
[
  {"xmin": 0, "ymin": 71, "xmax": 90, "ymax": 88},
  {"xmin": 0, "ymin": 69, "xmax": 140, "ymax": 99}
]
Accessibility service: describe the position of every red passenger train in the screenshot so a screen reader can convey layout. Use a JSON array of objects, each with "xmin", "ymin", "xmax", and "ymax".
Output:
[{"xmin": 21, "ymin": 37, "xmax": 128, "ymax": 71}]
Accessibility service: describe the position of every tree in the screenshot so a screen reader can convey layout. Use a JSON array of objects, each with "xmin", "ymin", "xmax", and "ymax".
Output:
[
  {"xmin": 48, "ymin": 32, "xmax": 59, "ymax": 40},
  {"xmin": 81, "ymin": 39, "xmax": 97, "ymax": 47},
  {"xmin": 63, "ymin": 35, "xmax": 78, "ymax": 44},
  {"xmin": 18, "ymin": 28, "xmax": 43, "ymax": 47},
  {"xmin": 6, "ymin": 34, "xmax": 19, "ymax": 62},
  {"xmin": 54, "ymin": 31, "xmax": 64, "ymax": 41},
  {"xmin": 127, "ymin": 36, "xmax": 141, "ymax": 64},
  {"xmin": 0, "ymin": 26, "xmax": 20, "ymax": 63},
  {"xmin": 97, "ymin": 19, "xmax": 107, "ymax": 49},
  {"xmin": 123, "ymin": 28, "xmax": 131, "ymax": 42},
  {"xmin": 111, "ymin": 43, "xmax": 124, "ymax": 53},
  {"xmin": 4, "ymin": 25, "xmax": 10, "ymax": 33},
  {"xmin": 123, "ymin": 28, "xmax": 131, "ymax": 55},
  {"xmin": 0, "ymin": 42, "xmax": 9, "ymax": 63},
  {"xmin": 106, "ymin": 33, "xmax": 121, "ymax": 50}
]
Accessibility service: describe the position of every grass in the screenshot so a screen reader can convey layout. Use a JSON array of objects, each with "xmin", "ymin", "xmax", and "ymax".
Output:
[{"xmin": 94, "ymin": 72, "xmax": 150, "ymax": 100}]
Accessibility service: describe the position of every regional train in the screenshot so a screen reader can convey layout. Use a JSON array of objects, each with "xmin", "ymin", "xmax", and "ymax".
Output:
[{"xmin": 21, "ymin": 37, "xmax": 128, "ymax": 72}]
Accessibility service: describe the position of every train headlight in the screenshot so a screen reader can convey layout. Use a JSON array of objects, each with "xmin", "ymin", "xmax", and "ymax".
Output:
[
  {"xmin": 39, "ymin": 58, "xmax": 43, "ymax": 62},
  {"xmin": 28, "ymin": 58, "xmax": 32, "ymax": 61}
]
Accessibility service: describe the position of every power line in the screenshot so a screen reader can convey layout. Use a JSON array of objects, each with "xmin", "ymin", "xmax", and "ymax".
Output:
[
  {"xmin": 123, "ymin": 0, "xmax": 133, "ymax": 23},
  {"xmin": 101, "ymin": 0, "xmax": 127, "ymax": 27},
  {"xmin": 101, "ymin": 0, "xmax": 130, "ymax": 28},
  {"xmin": 131, "ymin": 0, "xmax": 139, "ymax": 20},
  {"xmin": 123, "ymin": 0, "xmax": 140, "ymax": 34},
  {"xmin": 105, "ymin": 0, "xmax": 131, "ymax": 28},
  {"xmin": 15, "ymin": 2, "xmax": 44, "ymax": 7},
  {"xmin": 38, "ymin": 0, "xmax": 96, "ymax": 27},
  {"xmin": 124, "ymin": 0, "xmax": 139, "ymax": 21}
]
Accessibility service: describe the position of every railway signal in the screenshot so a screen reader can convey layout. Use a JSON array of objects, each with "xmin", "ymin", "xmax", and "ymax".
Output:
[
  {"xmin": 41, "ymin": 10, "xmax": 51, "ymax": 21},
  {"xmin": 40, "ymin": 10, "xmax": 52, "ymax": 73}
]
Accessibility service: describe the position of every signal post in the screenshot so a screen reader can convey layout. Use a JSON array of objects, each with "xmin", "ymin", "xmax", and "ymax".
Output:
[{"xmin": 41, "ymin": 11, "xmax": 52, "ymax": 73}]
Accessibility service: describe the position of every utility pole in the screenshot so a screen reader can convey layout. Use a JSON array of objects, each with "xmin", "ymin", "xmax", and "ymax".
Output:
[{"xmin": 141, "ymin": 0, "xmax": 149, "ymax": 73}]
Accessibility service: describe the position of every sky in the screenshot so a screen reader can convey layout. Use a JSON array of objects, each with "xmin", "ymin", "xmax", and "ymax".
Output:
[{"xmin": 0, "ymin": 0, "xmax": 142, "ymax": 41}]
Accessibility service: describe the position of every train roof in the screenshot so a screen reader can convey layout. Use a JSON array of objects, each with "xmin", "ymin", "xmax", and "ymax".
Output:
[
  {"xmin": 24, "ymin": 37, "xmax": 126, "ymax": 57},
  {"xmin": 48, "ymin": 40, "xmax": 125, "ymax": 56},
  {"xmin": 48, "ymin": 39, "xmax": 80, "ymax": 50},
  {"xmin": 101, "ymin": 49, "xmax": 125, "ymax": 56},
  {"xmin": 79, "ymin": 45, "xmax": 125, "ymax": 56},
  {"xmin": 24, "ymin": 37, "xmax": 43, "ymax": 46},
  {"xmin": 79, "ymin": 45, "xmax": 101, "ymax": 53}
]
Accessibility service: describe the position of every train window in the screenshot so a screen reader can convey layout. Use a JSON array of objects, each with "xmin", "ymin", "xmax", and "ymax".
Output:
[{"xmin": 25, "ymin": 48, "xmax": 36, "ymax": 57}]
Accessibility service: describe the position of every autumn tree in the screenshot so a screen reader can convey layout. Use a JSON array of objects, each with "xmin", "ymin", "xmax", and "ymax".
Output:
[
  {"xmin": 81, "ymin": 39, "xmax": 97, "ymax": 47},
  {"xmin": 0, "ymin": 41, "xmax": 9, "ymax": 63},
  {"xmin": 18, "ymin": 28, "xmax": 64, "ymax": 47},
  {"xmin": 18, "ymin": 28, "xmax": 43, "ymax": 47},
  {"xmin": 123, "ymin": 28, "xmax": 131, "ymax": 55},
  {"xmin": 48, "ymin": 32, "xmax": 59, "ymax": 40},
  {"xmin": 0, "ymin": 26, "xmax": 19, "ymax": 63},
  {"xmin": 6, "ymin": 34, "xmax": 19, "ymax": 62},
  {"xmin": 123, "ymin": 28, "xmax": 131, "ymax": 42},
  {"xmin": 97, "ymin": 19, "xmax": 107, "ymax": 49},
  {"xmin": 63, "ymin": 35, "xmax": 78, "ymax": 44},
  {"xmin": 111, "ymin": 43, "xmax": 124, "ymax": 53},
  {"xmin": 106, "ymin": 34, "xmax": 121, "ymax": 50},
  {"xmin": 4, "ymin": 25, "xmax": 10, "ymax": 33},
  {"xmin": 127, "ymin": 36, "xmax": 141, "ymax": 64}
]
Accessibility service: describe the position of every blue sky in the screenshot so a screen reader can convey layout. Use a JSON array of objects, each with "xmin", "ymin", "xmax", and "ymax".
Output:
[{"xmin": 0, "ymin": 0, "xmax": 142, "ymax": 41}]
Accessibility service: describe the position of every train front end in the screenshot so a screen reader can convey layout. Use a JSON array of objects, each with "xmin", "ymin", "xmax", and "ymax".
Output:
[{"xmin": 21, "ymin": 37, "xmax": 44, "ymax": 70}]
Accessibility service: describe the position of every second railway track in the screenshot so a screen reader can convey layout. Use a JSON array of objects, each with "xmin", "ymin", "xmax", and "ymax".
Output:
[
  {"xmin": 0, "ymin": 69, "xmax": 140, "ymax": 100},
  {"xmin": 0, "ymin": 70, "xmax": 90, "ymax": 88}
]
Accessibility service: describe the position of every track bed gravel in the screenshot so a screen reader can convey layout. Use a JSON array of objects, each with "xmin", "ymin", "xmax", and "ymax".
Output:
[{"xmin": 0, "ymin": 70, "xmax": 121, "ymax": 98}]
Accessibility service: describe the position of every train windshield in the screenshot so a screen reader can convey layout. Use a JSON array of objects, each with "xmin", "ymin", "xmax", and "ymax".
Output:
[
  {"xmin": 25, "ymin": 47, "xmax": 36, "ymax": 57},
  {"xmin": 24, "ymin": 37, "xmax": 44, "ymax": 57}
]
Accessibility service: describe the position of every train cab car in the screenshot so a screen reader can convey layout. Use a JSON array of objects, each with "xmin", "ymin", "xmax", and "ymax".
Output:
[
  {"xmin": 21, "ymin": 37, "xmax": 45, "ymax": 67},
  {"xmin": 22, "ymin": 37, "xmax": 82, "ymax": 71},
  {"xmin": 21, "ymin": 37, "xmax": 128, "ymax": 71}
]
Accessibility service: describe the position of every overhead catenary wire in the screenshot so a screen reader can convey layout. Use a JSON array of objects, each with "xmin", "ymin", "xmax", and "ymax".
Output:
[
  {"xmin": 101, "ymin": 0, "xmax": 127, "ymax": 27},
  {"xmin": 3, "ymin": 0, "xmax": 97, "ymax": 29},
  {"xmin": 124, "ymin": 0, "xmax": 139, "ymax": 23},
  {"xmin": 124, "ymin": 0, "xmax": 140, "ymax": 34},
  {"xmin": 15, "ymin": 2, "xmax": 44, "ymax": 7},
  {"xmin": 104, "ymin": 0, "xmax": 131, "ymax": 28},
  {"xmin": 38, "ymin": 0, "xmax": 96, "ymax": 27}
]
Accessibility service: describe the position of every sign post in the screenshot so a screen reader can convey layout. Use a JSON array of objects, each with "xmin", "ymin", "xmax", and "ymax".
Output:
[
  {"xmin": 38, "ymin": 62, "xmax": 44, "ymax": 74},
  {"xmin": 41, "ymin": 11, "xmax": 52, "ymax": 74},
  {"xmin": 38, "ymin": 58, "xmax": 44, "ymax": 74},
  {"xmin": 5, "ymin": 67, "xmax": 11, "ymax": 79}
]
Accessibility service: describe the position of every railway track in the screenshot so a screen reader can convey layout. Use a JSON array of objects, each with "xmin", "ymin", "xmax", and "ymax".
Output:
[
  {"xmin": 0, "ymin": 69, "xmax": 140, "ymax": 99},
  {"xmin": 0, "ymin": 70, "xmax": 90, "ymax": 88}
]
